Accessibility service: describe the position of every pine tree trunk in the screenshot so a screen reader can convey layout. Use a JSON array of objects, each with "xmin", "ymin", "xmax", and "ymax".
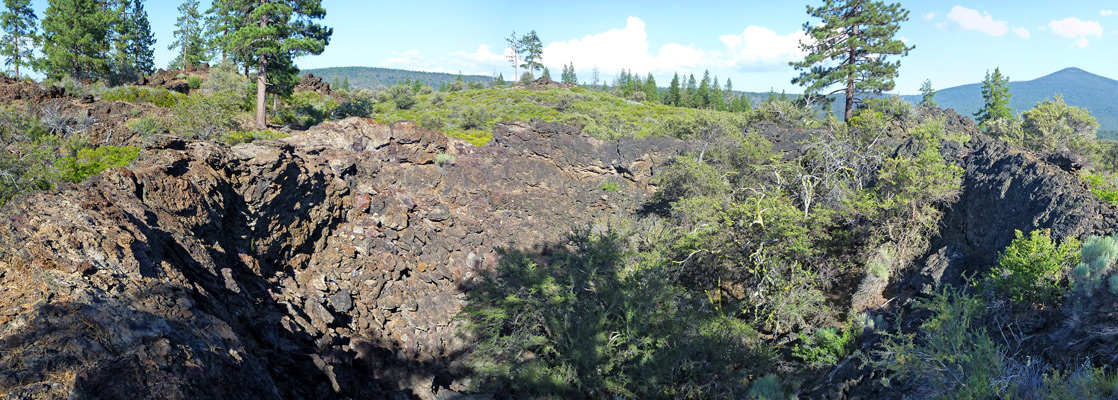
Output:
[
  {"xmin": 844, "ymin": 23, "xmax": 859, "ymax": 122},
  {"xmin": 256, "ymin": 55, "xmax": 267, "ymax": 128}
]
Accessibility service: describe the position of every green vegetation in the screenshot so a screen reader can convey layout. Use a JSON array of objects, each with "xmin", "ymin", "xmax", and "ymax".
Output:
[
  {"xmin": 462, "ymin": 230, "xmax": 769, "ymax": 399},
  {"xmin": 302, "ymin": 66, "xmax": 493, "ymax": 90},
  {"xmin": 901, "ymin": 68, "xmax": 1118, "ymax": 134},
  {"xmin": 975, "ymin": 67, "xmax": 1014, "ymax": 131},
  {"xmin": 1071, "ymin": 234, "xmax": 1118, "ymax": 295},
  {"xmin": 171, "ymin": 90, "xmax": 244, "ymax": 139},
  {"xmin": 56, "ymin": 145, "xmax": 140, "ymax": 183},
  {"xmin": 100, "ymin": 85, "xmax": 186, "ymax": 107},
  {"xmin": 368, "ymin": 84, "xmax": 813, "ymax": 145},
  {"xmin": 869, "ymin": 288, "xmax": 1005, "ymax": 399},
  {"xmin": 793, "ymin": 323, "xmax": 857, "ymax": 368},
  {"xmin": 187, "ymin": 75, "xmax": 202, "ymax": 89},
  {"xmin": 919, "ymin": 79, "xmax": 937, "ymax": 107},
  {"xmin": 0, "ymin": 0, "xmax": 39, "ymax": 80},
  {"xmin": 1084, "ymin": 172, "xmax": 1118, "ymax": 204},
  {"xmin": 125, "ymin": 115, "xmax": 164, "ymax": 136},
  {"xmin": 599, "ymin": 180, "xmax": 620, "ymax": 192},
  {"xmin": 169, "ymin": 0, "xmax": 207, "ymax": 70},
  {"xmin": 986, "ymin": 95, "xmax": 1100, "ymax": 162},
  {"xmin": 986, "ymin": 229, "xmax": 1081, "ymax": 303},
  {"xmin": 791, "ymin": 0, "xmax": 912, "ymax": 121},
  {"xmin": 222, "ymin": 0, "xmax": 331, "ymax": 128}
]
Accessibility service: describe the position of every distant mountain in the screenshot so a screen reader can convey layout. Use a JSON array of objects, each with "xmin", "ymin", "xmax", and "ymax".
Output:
[
  {"xmin": 900, "ymin": 68, "xmax": 1118, "ymax": 138},
  {"xmin": 301, "ymin": 66, "xmax": 493, "ymax": 90}
]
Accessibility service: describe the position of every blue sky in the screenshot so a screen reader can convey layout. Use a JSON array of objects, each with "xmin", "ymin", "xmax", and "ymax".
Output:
[{"xmin": 24, "ymin": 1, "xmax": 1118, "ymax": 94}]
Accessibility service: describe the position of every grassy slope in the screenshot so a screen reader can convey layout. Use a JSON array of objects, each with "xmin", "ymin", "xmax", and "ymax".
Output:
[{"xmin": 368, "ymin": 85, "xmax": 754, "ymax": 145}]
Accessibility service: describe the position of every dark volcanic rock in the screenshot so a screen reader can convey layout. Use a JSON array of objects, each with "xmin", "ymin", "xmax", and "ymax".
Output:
[
  {"xmin": 906, "ymin": 134, "xmax": 1118, "ymax": 293},
  {"xmin": 0, "ymin": 117, "xmax": 690, "ymax": 399}
]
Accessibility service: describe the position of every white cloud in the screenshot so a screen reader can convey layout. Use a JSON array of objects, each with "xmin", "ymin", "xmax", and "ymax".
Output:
[
  {"xmin": 719, "ymin": 26, "xmax": 809, "ymax": 72},
  {"xmin": 450, "ymin": 44, "xmax": 507, "ymax": 72},
  {"xmin": 1048, "ymin": 17, "xmax": 1103, "ymax": 47},
  {"xmin": 924, "ymin": 12, "xmax": 936, "ymax": 20},
  {"xmin": 1012, "ymin": 26, "xmax": 1030, "ymax": 38},
  {"xmin": 946, "ymin": 6, "xmax": 1008, "ymax": 35},
  {"xmin": 540, "ymin": 17, "xmax": 804, "ymax": 78},
  {"xmin": 1102, "ymin": 10, "xmax": 1117, "ymax": 16},
  {"xmin": 379, "ymin": 17, "xmax": 807, "ymax": 81}
]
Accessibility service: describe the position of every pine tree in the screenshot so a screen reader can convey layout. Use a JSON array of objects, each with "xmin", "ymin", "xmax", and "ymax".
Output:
[
  {"xmin": 919, "ymin": 79, "xmax": 937, "ymax": 107},
  {"xmin": 227, "ymin": 0, "xmax": 332, "ymax": 128},
  {"xmin": 685, "ymin": 74, "xmax": 698, "ymax": 108},
  {"xmin": 205, "ymin": 0, "xmax": 246, "ymax": 64},
  {"xmin": 541, "ymin": 66, "xmax": 551, "ymax": 80},
  {"xmin": 0, "ymin": 0, "xmax": 37, "ymax": 79},
  {"xmin": 666, "ymin": 73, "xmax": 680, "ymax": 106},
  {"xmin": 170, "ymin": 0, "xmax": 207, "ymax": 69},
  {"xmin": 975, "ymin": 68, "xmax": 1013, "ymax": 131},
  {"xmin": 517, "ymin": 30, "xmax": 542, "ymax": 78},
  {"xmin": 112, "ymin": 0, "xmax": 155, "ymax": 79},
  {"xmin": 591, "ymin": 66, "xmax": 600, "ymax": 87},
  {"xmin": 724, "ymin": 78, "xmax": 733, "ymax": 104},
  {"xmin": 341, "ymin": 77, "xmax": 350, "ymax": 91},
  {"xmin": 643, "ymin": 72, "xmax": 658, "ymax": 102},
  {"xmin": 712, "ymin": 76, "xmax": 725, "ymax": 111},
  {"xmin": 494, "ymin": 73, "xmax": 505, "ymax": 86},
  {"xmin": 505, "ymin": 31, "xmax": 519, "ymax": 80},
  {"xmin": 791, "ymin": 0, "xmax": 913, "ymax": 121},
  {"xmin": 41, "ymin": 0, "xmax": 113, "ymax": 80}
]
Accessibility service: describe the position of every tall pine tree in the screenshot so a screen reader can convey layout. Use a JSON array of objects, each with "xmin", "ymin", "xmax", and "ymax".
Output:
[
  {"xmin": 112, "ymin": 0, "xmax": 155, "ymax": 79},
  {"xmin": 665, "ymin": 73, "xmax": 680, "ymax": 106},
  {"xmin": 791, "ymin": 0, "xmax": 913, "ymax": 121},
  {"xmin": 0, "ymin": 0, "xmax": 37, "ymax": 79},
  {"xmin": 170, "ymin": 0, "xmax": 207, "ymax": 69},
  {"xmin": 41, "ymin": 0, "xmax": 113, "ymax": 81},
  {"xmin": 227, "ymin": 0, "xmax": 332, "ymax": 128}
]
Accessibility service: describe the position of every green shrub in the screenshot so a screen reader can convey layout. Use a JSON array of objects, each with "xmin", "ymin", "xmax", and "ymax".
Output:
[
  {"xmin": 746, "ymin": 374, "xmax": 786, "ymax": 399},
  {"xmin": 201, "ymin": 60, "xmax": 250, "ymax": 102},
  {"xmin": 988, "ymin": 229, "xmax": 1081, "ymax": 303},
  {"xmin": 867, "ymin": 288, "xmax": 1005, "ymax": 400},
  {"xmin": 457, "ymin": 106, "xmax": 489, "ymax": 131},
  {"xmin": 417, "ymin": 113, "xmax": 445, "ymax": 131},
  {"xmin": 126, "ymin": 116, "xmax": 164, "ymax": 136},
  {"xmin": 1084, "ymin": 172, "xmax": 1118, "ymax": 205},
  {"xmin": 171, "ymin": 92, "xmax": 244, "ymax": 139},
  {"xmin": 100, "ymin": 86, "xmax": 185, "ymax": 107},
  {"xmin": 599, "ymin": 180, "xmax": 620, "ymax": 192},
  {"xmin": 223, "ymin": 130, "xmax": 288, "ymax": 145},
  {"xmin": 288, "ymin": 91, "xmax": 339, "ymax": 127},
  {"xmin": 42, "ymin": 75, "xmax": 86, "ymax": 97},
  {"xmin": 434, "ymin": 153, "xmax": 455, "ymax": 165},
  {"xmin": 1070, "ymin": 234, "xmax": 1118, "ymax": 295},
  {"xmin": 187, "ymin": 76, "xmax": 202, "ymax": 89},
  {"xmin": 793, "ymin": 323, "xmax": 856, "ymax": 368},
  {"xmin": 333, "ymin": 89, "xmax": 376, "ymax": 119},
  {"xmin": 461, "ymin": 230, "xmax": 768, "ymax": 399},
  {"xmin": 55, "ymin": 145, "xmax": 140, "ymax": 183}
]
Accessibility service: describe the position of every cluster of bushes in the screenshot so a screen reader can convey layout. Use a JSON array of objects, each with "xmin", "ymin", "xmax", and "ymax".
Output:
[
  {"xmin": 366, "ymin": 84, "xmax": 825, "ymax": 145},
  {"xmin": 100, "ymin": 86, "xmax": 185, "ymax": 108},
  {"xmin": 462, "ymin": 230, "xmax": 775, "ymax": 398},
  {"xmin": 0, "ymin": 106, "xmax": 140, "ymax": 207}
]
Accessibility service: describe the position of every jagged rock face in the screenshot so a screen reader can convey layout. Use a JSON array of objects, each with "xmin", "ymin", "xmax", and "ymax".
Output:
[
  {"xmin": 0, "ymin": 118, "xmax": 690, "ymax": 399},
  {"xmin": 906, "ymin": 135, "xmax": 1118, "ymax": 294}
]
